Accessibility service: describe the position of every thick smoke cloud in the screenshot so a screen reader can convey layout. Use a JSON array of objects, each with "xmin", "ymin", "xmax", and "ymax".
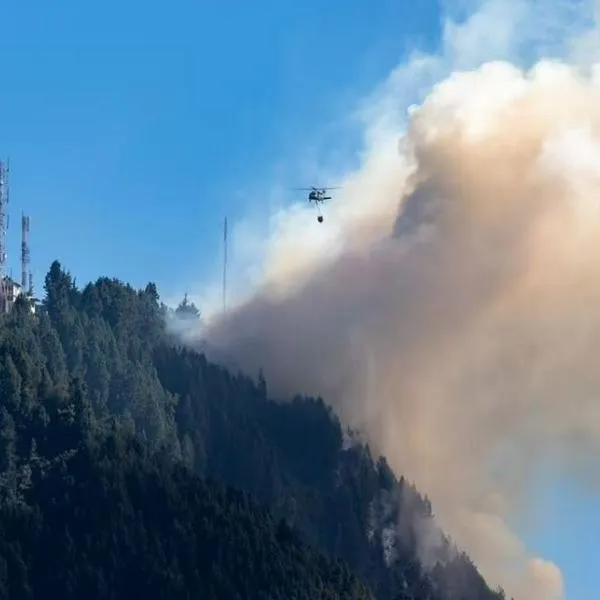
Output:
[{"xmin": 182, "ymin": 2, "xmax": 600, "ymax": 598}]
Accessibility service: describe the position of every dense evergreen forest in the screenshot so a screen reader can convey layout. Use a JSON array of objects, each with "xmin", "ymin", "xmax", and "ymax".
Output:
[{"xmin": 0, "ymin": 261, "xmax": 508, "ymax": 599}]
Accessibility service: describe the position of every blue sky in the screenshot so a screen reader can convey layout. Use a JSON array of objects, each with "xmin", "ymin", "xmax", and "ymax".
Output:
[
  {"xmin": 0, "ymin": 0, "xmax": 440, "ymax": 297},
  {"xmin": 0, "ymin": 1, "xmax": 597, "ymax": 599},
  {"xmin": 520, "ymin": 477, "xmax": 599, "ymax": 600}
]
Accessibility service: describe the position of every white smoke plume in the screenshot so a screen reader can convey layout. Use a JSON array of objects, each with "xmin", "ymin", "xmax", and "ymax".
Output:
[{"xmin": 181, "ymin": 1, "xmax": 600, "ymax": 598}]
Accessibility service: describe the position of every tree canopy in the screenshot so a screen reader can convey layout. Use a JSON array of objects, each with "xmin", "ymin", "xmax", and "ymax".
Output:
[{"xmin": 0, "ymin": 260, "xmax": 508, "ymax": 600}]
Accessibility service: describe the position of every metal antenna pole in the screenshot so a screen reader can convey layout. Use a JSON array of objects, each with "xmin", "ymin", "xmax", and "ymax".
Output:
[{"xmin": 222, "ymin": 216, "xmax": 228, "ymax": 313}]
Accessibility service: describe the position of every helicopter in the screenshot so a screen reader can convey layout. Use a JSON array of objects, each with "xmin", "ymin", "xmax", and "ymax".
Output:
[{"xmin": 294, "ymin": 186, "xmax": 341, "ymax": 222}]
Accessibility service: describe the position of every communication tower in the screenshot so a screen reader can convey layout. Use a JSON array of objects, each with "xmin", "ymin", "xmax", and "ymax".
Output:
[
  {"xmin": 0, "ymin": 160, "xmax": 9, "ymax": 312},
  {"xmin": 21, "ymin": 213, "xmax": 31, "ymax": 293}
]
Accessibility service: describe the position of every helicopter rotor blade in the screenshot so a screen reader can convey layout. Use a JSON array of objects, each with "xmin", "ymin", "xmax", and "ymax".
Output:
[{"xmin": 291, "ymin": 186, "xmax": 343, "ymax": 189}]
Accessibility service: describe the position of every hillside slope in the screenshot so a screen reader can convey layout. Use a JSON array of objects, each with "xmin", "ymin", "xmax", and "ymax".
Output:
[
  {"xmin": 0, "ymin": 261, "xmax": 507, "ymax": 600},
  {"xmin": 0, "ymin": 422, "xmax": 371, "ymax": 600}
]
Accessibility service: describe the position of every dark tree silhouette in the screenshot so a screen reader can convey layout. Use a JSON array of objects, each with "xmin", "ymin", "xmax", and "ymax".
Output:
[{"xmin": 0, "ymin": 262, "xmax": 510, "ymax": 600}]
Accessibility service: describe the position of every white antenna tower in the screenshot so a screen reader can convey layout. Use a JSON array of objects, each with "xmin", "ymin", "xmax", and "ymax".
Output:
[
  {"xmin": 0, "ymin": 159, "xmax": 9, "ymax": 312},
  {"xmin": 21, "ymin": 212, "xmax": 30, "ymax": 292}
]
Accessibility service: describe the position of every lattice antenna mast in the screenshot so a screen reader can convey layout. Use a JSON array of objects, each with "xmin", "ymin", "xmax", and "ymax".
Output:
[
  {"xmin": 21, "ymin": 213, "xmax": 30, "ymax": 292},
  {"xmin": 0, "ymin": 160, "xmax": 9, "ymax": 311},
  {"xmin": 222, "ymin": 216, "xmax": 228, "ymax": 313}
]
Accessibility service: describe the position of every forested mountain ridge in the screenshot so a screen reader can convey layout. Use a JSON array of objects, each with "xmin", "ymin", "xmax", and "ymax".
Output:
[
  {"xmin": 0, "ymin": 260, "xmax": 507, "ymax": 600},
  {"xmin": 1, "ymin": 424, "xmax": 372, "ymax": 599}
]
